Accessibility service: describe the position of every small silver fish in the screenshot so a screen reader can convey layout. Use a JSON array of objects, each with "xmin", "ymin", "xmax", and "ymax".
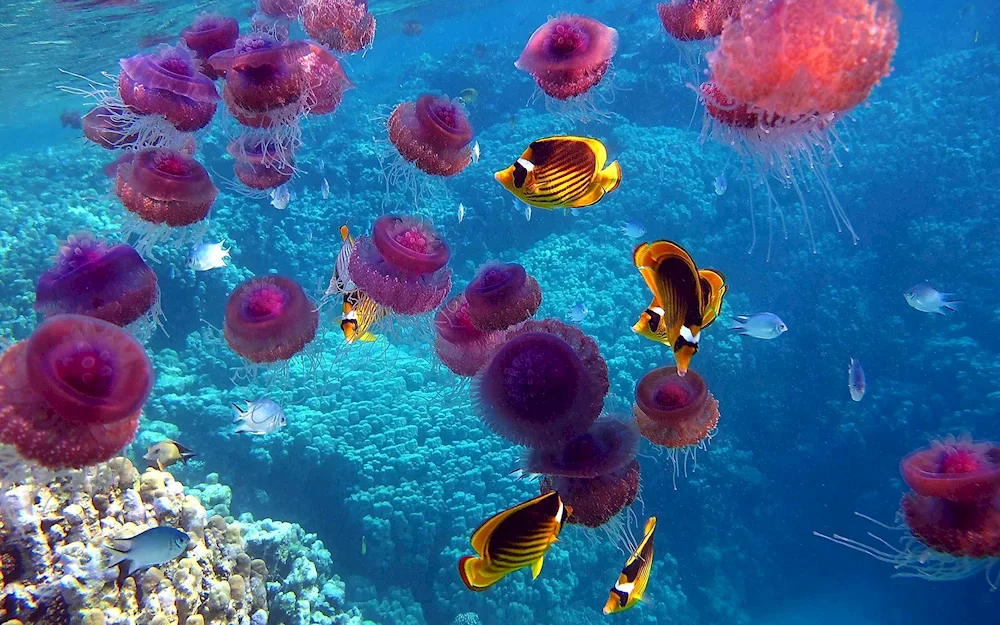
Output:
[
  {"xmin": 188, "ymin": 241, "xmax": 230, "ymax": 272},
  {"xmin": 169, "ymin": 266, "xmax": 176, "ymax": 279},
  {"xmin": 731, "ymin": 313, "xmax": 787, "ymax": 340},
  {"xmin": 904, "ymin": 284, "xmax": 960, "ymax": 315},
  {"xmin": 714, "ymin": 174, "xmax": 727, "ymax": 196},
  {"xmin": 458, "ymin": 202, "xmax": 466, "ymax": 223},
  {"xmin": 848, "ymin": 358, "xmax": 866, "ymax": 402},
  {"xmin": 568, "ymin": 303, "xmax": 590, "ymax": 323},
  {"xmin": 471, "ymin": 141, "xmax": 481, "ymax": 164},
  {"xmin": 305, "ymin": 225, "xmax": 314, "ymax": 242},
  {"xmin": 270, "ymin": 184, "xmax": 291, "ymax": 211},
  {"xmin": 321, "ymin": 178, "xmax": 330, "ymax": 200},
  {"xmin": 318, "ymin": 158, "xmax": 326, "ymax": 170},
  {"xmin": 232, "ymin": 398, "xmax": 287, "ymax": 435},
  {"xmin": 621, "ymin": 221, "xmax": 645, "ymax": 239},
  {"xmin": 524, "ymin": 202, "xmax": 532, "ymax": 222},
  {"xmin": 107, "ymin": 526, "xmax": 189, "ymax": 576}
]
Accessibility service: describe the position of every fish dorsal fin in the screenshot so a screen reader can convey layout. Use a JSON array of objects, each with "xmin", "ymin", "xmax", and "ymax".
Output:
[
  {"xmin": 468, "ymin": 491, "xmax": 559, "ymax": 557},
  {"xmin": 339, "ymin": 225, "xmax": 351, "ymax": 243},
  {"xmin": 634, "ymin": 241, "xmax": 703, "ymax": 339},
  {"xmin": 698, "ymin": 268, "xmax": 728, "ymax": 329}
]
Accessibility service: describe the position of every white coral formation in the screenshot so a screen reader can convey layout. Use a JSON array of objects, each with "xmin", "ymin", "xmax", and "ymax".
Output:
[{"xmin": 0, "ymin": 454, "xmax": 269, "ymax": 625}]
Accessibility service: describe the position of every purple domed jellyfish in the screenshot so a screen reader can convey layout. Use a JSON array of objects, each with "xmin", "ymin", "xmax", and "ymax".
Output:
[
  {"xmin": 464, "ymin": 262, "xmax": 542, "ymax": 332},
  {"xmin": 118, "ymin": 44, "xmax": 220, "ymax": 132},
  {"xmin": 522, "ymin": 417, "xmax": 639, "ymax": 479},
  {"xmin": 34, "ymin": 233, "xmax": 160, "ymax": 331},
  {"xmin": 180, "ymin": 13, "xmax": 240, "ymax": 80},
  {"xmin": 224, "ymin": 275, "xmax": 319, "ymax": 364},
  {"xmin": 348, "ymin": 215, "xmax": 452, "ymax": 315},
  {"xmin": 433, "ymin": 295, "xmax": 503, "ymax": 377},
  {"xmin": 228, "ymin": 133, "xmax": 294, "ymax": 190},
  {"xmin": 474, "ymin": 318, "xmax": 609, "ymax": 447},
  {"xmin": 542, "ymin": 459, "xmax": 640, "ymax": 529},
  {"xmin": 209, "ymin": 34, "xmax": 310, "ymax": 119}
]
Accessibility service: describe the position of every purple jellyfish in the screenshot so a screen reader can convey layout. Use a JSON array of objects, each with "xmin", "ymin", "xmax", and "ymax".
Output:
[{"xmin": 464, "ymin": 262, "xmax": 542, "ymax": 332}]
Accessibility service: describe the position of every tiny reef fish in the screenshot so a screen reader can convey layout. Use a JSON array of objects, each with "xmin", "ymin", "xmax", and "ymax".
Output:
[
  {"xmin": 459, "ymin": 491, "xmax": 571, "ymax": 591},
  {"xmin": 849, "ymin": 358, "xmax": 866, "ymax": 402},
  {"xmin": 731, "ymin": 312, "xmax": 788, "ymax": 339},
  {"xmin": 143, "ymin": 440, "xmax": 196, "ymax": 471},
  {"xmin": 108, "ymin": 526, "xmax": 189, "ymax": 576},
  {"xmin": 188, "ymin": 241, "xmax": 230, "ymax": 271},
  {"xmin": 903, "ymin": 284, "xmax": 960, "ymax": 314},
  {"xmin": 494, "ymin": 136, "xmax": 621, "ymax": 210},
  {"xmin": 232, "ymin": 398, "xmax": 287, "ymax": 435},
  {"xmin": 603, "ymin": 516, "xmax": 656, "ymax": 614},
  {"xmin": 632, "ymin": 240, "xmax": 727, "ymax": 375}
]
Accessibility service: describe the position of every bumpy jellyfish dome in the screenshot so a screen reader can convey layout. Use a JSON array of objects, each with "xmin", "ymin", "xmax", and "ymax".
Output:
[
  {"xmin": 116, "ymin": 148, "xmax": 219, "ymax": 227},
  {"xmin": 34, "ymin": 233, "xmax": 159, "ymax": 328},
  {"xmin": 474, "ymin": 319, "xmax": 609, "ymax": 448},
  {"xmin": 433, "ymin": 295, "xmax": 502, "ymax": 377},
  {"xmin": 542, "ymin": 459, "xmax": 640, "ymax": 528},
  {"xmin": 900, "ymin": 437, "xmax": 1000, "ymax": 502},
  {"xmin": 387, "ymin": 95, "xmax": 474, "ymax": 177},
  {"xmin": 633, "ymin": 366, "xmax": 719, "ymax": 449},
  {"xmin": 348, "ymin": 215, "xmax": 453, "ymax": 315},
  {"xmin": 209, "ymin": 35, "xmax": 310, "ymax": 114},
  {"xmin": 515, "ymin": 15, "xmax": 618, "ymax": 100},
  {"xmin": 118, "ymin": 44, "xmax": 220, "ymax": 132},
  {"xmin": 224, "ymin": 275, "xmax": 319, "ymax": 363},
  {"xmin": 523, "ymin": 417, "xmax": 639, "ymax": 479},
  {"xmin": 464, "ymin": 262, "xmax": 542, "ymax": 332},
  {"xmin": 228, "ymin": 135, "xmax": 294, "ymax": 190},
  {"xmin": 181, "ymin": 14, "xmax": 241, "ymax": 79},
  {"xmin": 300, "ymin": 0, "xmax": 376, "ymax": 53},
  {"xmin": 706, "ymin": 0, "xmax": 899, "ymax": 117},
  {"xmin": 0, "ymin": 316, "xmax": 152, "ymax": 468},
  {"xmin": 657, "ymin": 0, "xmax": 747, "ymax": 41},
  {"xmin": 901, "ymin": 492, "xmax": 1000, "ymax": 559},
  {"xmin": 299, "ymin": 42, "xmax": 354, "ymax": 115}
]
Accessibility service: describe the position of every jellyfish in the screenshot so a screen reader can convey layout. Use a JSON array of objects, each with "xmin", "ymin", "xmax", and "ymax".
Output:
[
  {"xmin": 115, "ymin": 148, "xmax": 219, "ymax": 255},
  {"xmin": 82, "ymin": 105, "xmax": 139, "ymax": 150},
  {"xmin": 463, "ymin": 262, "xmax": 542, "ymax": 332},
  {"xmin": 258, "ymin": 0, "xmax": 304, "ymax": 19},
  {"xmin": 657, "ymin": 0, "xmax": 748, "ymax": 41},
  {"xmin": 0, "ymin": 315, "xmax": 153, "ymax": 469},
  {"xmin": 515, "ymin": 15, "xmax": 618, "ymax": 119},
  {"xmin": 433, "ymin": 295, "xmax": 503, "ymax": 377},
  {"xmin": 300, "ymin": 0, "xmax": 376, "ymax": 53},
  {"xmin": 387, "ymin": 94, "xmax": 474, "ymax": 178},
  {"xmin": 180, "ymin": 14, "xmax": 240, "ymax": 80},
  {"xmin": 816, "ymin": 436, "xmax": 1000, "ymax": 587},
  {"xmin": 34, "ymin": 233, "xmax": 161, "ymax": 332},
  {"xmin": 224, "ymin": 275, "xmax": 319, "ymax": 364},
  {"xmin": 228, "ymin": 133, "xmax": 295, "ymax": 190},
  {"xmin": 699, "ymin": 0, "xmax": 899, "ymax": 255},
  {"xmin": 347, "ymin": 215, "xmax": 453, "ymax": 315},
  {"xmin": 522, "ymin": 417, "xmax": 639, "ymax": 479},
  {"xmin": 299, "ymin": 41, "xmax": 354, "ymax": 115},
  {"xmin": 474, "ymin": 319, "xmax": 609, "ymax": 448},
  {"xmin": 118, "ymin": 44, "xmax": 220, "ymax": 133},
  {"xmin": 542, "ymin": 459, "xmax": 641, "ymax": 529},
  {"xmin": 633, "ymin": 366, "xmax": 719, "ymax": 485}
]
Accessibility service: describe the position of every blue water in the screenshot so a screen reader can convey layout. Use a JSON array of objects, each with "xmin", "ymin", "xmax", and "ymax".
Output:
[{"xmin": 0, "ymin": 0, "xmax": 998, "ymax": 624}]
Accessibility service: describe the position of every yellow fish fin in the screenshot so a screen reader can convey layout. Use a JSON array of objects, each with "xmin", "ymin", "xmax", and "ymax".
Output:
[
  {"xmin": 358, "ymin": 332, "xmax": 378, "ymax": 342},
  {"xmin": 598, "ymin": 160, "xmax": 622, "ymax": 193},
  {"xmin": 698, "ymin": 268, "xmax": 728, "ymax": 329},
  {"xmin": 531, "ymin": 554, "xmax": 545, "ymax": 580}
]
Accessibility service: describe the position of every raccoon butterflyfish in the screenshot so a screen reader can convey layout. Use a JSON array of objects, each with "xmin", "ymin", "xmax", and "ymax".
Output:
[
  {"xmin": 494, "ymin": 136, "xmax": 621, "ymax": 210},
  {"xmin": 459, "ymin": 491, "xmax": 571, "ymax": 591},
  {"xmin": 603, "ymin": 516, "xmax": 656, "ymax": 614},
  {"xmin": 342, "ymin": 289, "xmax": 385, "ymax": 343},
  {"xmin": 632, "ymin": 241, "xmax": 728, "ymax": 375}
]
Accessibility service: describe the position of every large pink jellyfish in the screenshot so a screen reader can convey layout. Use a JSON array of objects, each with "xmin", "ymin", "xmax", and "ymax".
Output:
[
  {"xmin": 348, "ymin": 215, "xmax": 453, "ymax": 315},
  {"xmin": 387, "ymin": 94, "xmax": 474, "ymax": 178},
  {"xmin": 180, "ymin": 14, "xmax": 240, "ymax": 80},
  {"xmin": 515, "ymin": 15, "xmax": 618, "ymax": 102},
  {"xmin": 118, "ymin": 44, "xmax": 220, "ymax": 132},
  {"xmin": 224, "ymin": 276, "xmax": 319, "ymax": 364},
  {"xmin": 0, "ymin": 315, "xmax": 153, "ymax": 468},
  {"xmin": 34, "ymin": 233, "xmax": 160, "ymax": 330},
  {"xmin": 474, "ymin": 319, "xmax": 609, "ymax": 448},
  {"xmin": 299, "ymin": 41, "xmax": 354, "ymax": 115},
  {"xmin": 816, "ymin": 436, "xmax": 1000, "ymax": 587},
  {"xmin": 300, "ymin": 0, "xmax": 376, "ymax": 53},
  {"xmin": 542, "ymin": 459, "xmax": 641, "ymax": 528},
  {"xmin": 115, "ymin": 148, "xmax": 219, "ymax": 253},
  {"xmin": 657, "ymin": 0, "xmax": 748, "ymax": 41},
  {"xmin": 463, "ymin": 262, "xmax": 542, "ymax": 332},
  {"xmin": 228, "ymin": 133, "xmax": 295, "ymax": 190},
  {"xmin": 433, "ymin": 295, "xmax": 503, "ymax": 377}
]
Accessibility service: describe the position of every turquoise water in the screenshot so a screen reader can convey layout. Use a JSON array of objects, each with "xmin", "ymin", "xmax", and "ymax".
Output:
[{"xmin": 0, "ymin": 1, "xmax": 998, "ymax": 624}]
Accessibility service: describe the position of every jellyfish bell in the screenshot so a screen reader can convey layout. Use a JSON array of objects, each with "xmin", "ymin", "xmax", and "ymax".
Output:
[
  {"xmin": 228, "ymin": 133, "xmax": 295, "ymax": 190},
  {"xmin": 0, "ymin": 315, "xmax": 152, "ymax": 468},
  {"xmin": 34, "ymin": 233, "xmax": 161, "ymax": 333},
  {"xmin": 223, "ymin": 275, "xmax": 319, "ymax": 364},
  {"xmin": 300, "ymin": 0, "xmax": 376, "ymax": 53},
  {"xmin": 542, "ymin": 459, "xmax": 641, "ymax": 529},
  {"xmin": 299, "ymin": 41, "xmax": 354, "ymax": 115},
  {"xmin": 387, "ymin": 94, "xmax": 474, "ymax": 177},
  {"xmin": 209, "ymin": 34, "xmax": 311, "ymax": 115},
  {"xmin": 180, "ymin": 13, "xmax": 241, "ymax": 80},
  {"xmin": 900, "ymin": 437, "xmax": 1000, "ymax": 502},
  {"xmin": 523, "ymin": 417, "xmax": 639, "ymax": 480},
  {"xmin": 464, "ymin": 262, "xmax": 542, "ymax": 332},
  {"xmin": 348, "ymin": 215, "xmax": 453, "ymax": 315},
  {"xmin": 118, "ymin": 44, "xmax": 220, "ymax": 133},
  {"xmin": 474, "ymin": 319, "xmax": 609, "ymax": 448},
  {"xmin": 657, "ymin": 0, "xmax": 748, "ymax": 41},
  {"xmin": 258, "ymin": 0, "xmax": 304, "ymax": 20},
  {"xmin": 433, "ymin": 295, "xmax": 502, "ymax": 377},
  {"xmin": 901, "ymin": 492, "xmax": 1000, "ymax": 560}
]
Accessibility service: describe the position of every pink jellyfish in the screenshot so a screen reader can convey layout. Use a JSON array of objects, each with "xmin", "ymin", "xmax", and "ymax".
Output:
[
  {"xmin": 657, "ymin": 0, "xmax": 748, "ymax": 41},
  {"xmin": 387, "ymin": 94, "xmax": 474, "ymax": 178},
  {"xmin": 300, "ymin": 0, "xmax": 376, "ymax": 53},
  {"xmin": 463, "ymin": 262, "xmax": 542, "ymax": 332},
  {"xmin": 224, "ymin": 275, "xmax": 319, "ymax": 364},
  {"xmin": 228, "ymin": 133, "xmax": 295, "ymax": 190},
  {"xmin": 180, "ymin": 14, "xmax": 240, "ymax": 80},
  {"xmin": 299, "ymin": 41, "xmax": 354, "ymax": 115},
  {"xmin": 118, "ymin": 44, "xmax": 220, "ymax": 132},
  {"xmin": 433, "ymin": 295, "xmax": 503, "ymax": 377}
]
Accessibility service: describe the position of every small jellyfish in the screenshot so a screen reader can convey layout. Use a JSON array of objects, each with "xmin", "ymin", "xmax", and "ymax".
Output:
[
  {"xmin": 223, "ymin": 275, "xmax": 319, "ymax": 364},
  {"xmin": 118, "ymin": 44, "xmax": 220, "ymax": 132},
  {"xmin": 180, "ymin": 13, "xmax": 241, "ymax": 80},
  {"xmin": 433, "ymin": 295, "xmax": 503, "ymax": 377},
  {"xmin": 463, "ymin": 262, "xmax": 542, "ymax": 332}
]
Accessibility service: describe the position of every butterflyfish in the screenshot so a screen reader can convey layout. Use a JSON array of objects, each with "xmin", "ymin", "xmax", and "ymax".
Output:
[
  {"xmin": 632, "ymin": 241, "xmax": 728, "ymax": 375},
  {"xmin": 459, "ymin": 491, "xmax": 571, "ymax": 591},
  {"xmin": 326, "ymin": 225, "xmax": 356, "ymax": 299},
  {"xmin": 603, "ymin": 516, "xmax": 656, "ymax": 614},
  {"xmin": 342, "ymin": 289, "xmax": 385, "ymax": 343},
  {"xmin": 494, "ymin": 136, "xmax": 621, "ymax": 210}
]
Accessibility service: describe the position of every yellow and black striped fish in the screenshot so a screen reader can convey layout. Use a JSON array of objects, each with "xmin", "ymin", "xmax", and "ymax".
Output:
[
  {"xmin": 341, "ymin": 289, "xmax": 385, "ymax": 343},
  {"xmin": 632, "ymin": 241, "xmax": 727, "ymax": 375},
  {"xmin": 494, "ymin": 136, "xmax": 621, "ymax": 210},
  {"xmin": 603, "ymin": 516, "xmax": 656, "ymax": 614},
  {"xmin": 459, "ymin": 491, "xmax": 571, "ymax": 591}
]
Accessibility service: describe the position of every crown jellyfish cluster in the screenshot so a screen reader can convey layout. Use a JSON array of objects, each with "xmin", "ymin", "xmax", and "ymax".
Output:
[{"xmin": 0, "ymin": 315, "xmax": 153, "ymax": 469}]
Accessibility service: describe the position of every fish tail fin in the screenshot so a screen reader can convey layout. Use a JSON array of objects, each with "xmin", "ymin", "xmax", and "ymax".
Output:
[
  {"xmin": 106, "ymin": 549, "xmax": 129, "ymax": 570},
  {"xmin": 458, "ymin": 556, "xmax": 492, "ymax": 592},
  {"xmin": 599, "ymin": 160, "xmax": 622, "ymax": 193},
  {"xmin": 234, "ymin": 423, "xmax": 250, "ymax": 434},
  {"xmin": 944, "ymin": 299, "xmax": 961, "ymax": 311},
  {"xmin": 730, "ymin": 321, "xmax": 744, "ymax": 331},
  {"xmin": 530, "ymin": 554, "xmax": 545, "ymax": 580}
]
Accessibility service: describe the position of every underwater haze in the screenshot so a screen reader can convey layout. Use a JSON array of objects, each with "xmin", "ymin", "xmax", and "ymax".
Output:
[{"xmin": 0, "ymin": 0, "xmax": 998, "ymax": 625}]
